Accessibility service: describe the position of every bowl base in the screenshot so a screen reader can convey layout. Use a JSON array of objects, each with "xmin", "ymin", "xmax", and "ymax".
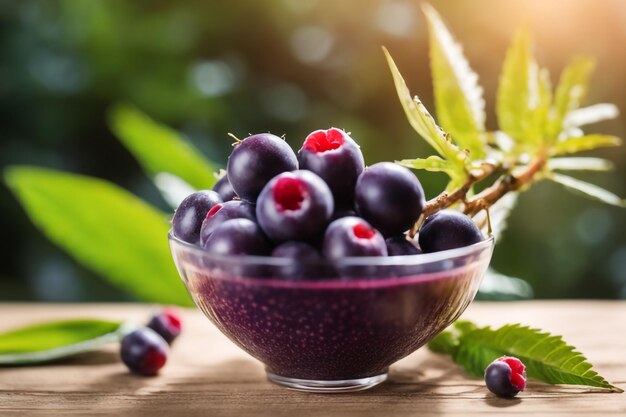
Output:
[{"xmin": 266, "ymin": 371, "xmax": 388, "ymax": 393}]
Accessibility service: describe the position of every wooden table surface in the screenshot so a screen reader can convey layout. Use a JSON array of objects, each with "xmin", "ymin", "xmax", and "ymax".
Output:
[{"xmin": 0, "ymin": 302, "xmax": 624, "ymax": 416}]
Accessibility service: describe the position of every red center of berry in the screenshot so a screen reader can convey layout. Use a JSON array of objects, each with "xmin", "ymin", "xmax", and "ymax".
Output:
[
  {"xmin": 353, "ymin": 223, "xmax": 376, "ymax": 239},
  {"xmin": 499, "ymin": 356, "xmax": 527, "ymax": 391},
  {"xmin": 163, "ymin": 309, "xmax": 182, "ymax": 332},
  {"xmin": 207, "ymin": 204, "xmax": 223, "ymax": 218},
  {"xmin": 303, "ymin": 128, "xmax": 345, "ymax": 153},
  {"xmin": 273, "ymin": 177, "xmax": 307, "ymax": 211},
  {"xmin": 141, "ymin": 348, "xmax": 167, "ymax": 373}
]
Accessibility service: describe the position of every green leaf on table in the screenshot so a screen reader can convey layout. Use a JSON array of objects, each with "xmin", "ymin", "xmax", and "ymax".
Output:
[
  {"xmin": 422, "ymin": 4, "xmax": 486, "ymax": 159},
  {"xmin": 550, "ymin": 134, "xmax": 621, "ymax": 156},
  {"xmin": 548, "ymin": 157, "xmax": 614, "ymax": 172},
  {"xmin": 496, "ymin": 28, "xmax": 540, "ymax": 145},
  {"xmin": 429, "ymin": 320, "xmax": 623, "ymax": 392},
  {"xmin": 548, "ymin": 56, "xmax": 596, "ymax": 140},
  {"xmin": 427, "ymin": 328, "xmax": 458, "ymax": 355},
  {"xmin": 547, "ymin": 173, "xmax": 626, "ymax": 208},
  {"xmin": 383, "ymin": 47, "xmax": 466, "ymax": 168},
  {"xmin": 4, "ymin": 166, "xmax": 193, "ymax": 305},
  {"xmin": 109, "ymin": 104, "xmax": 218, "ymax": 190},
  {"xmin": 0, "ymin": 319, "xmax": 132, "ymax": 365}
]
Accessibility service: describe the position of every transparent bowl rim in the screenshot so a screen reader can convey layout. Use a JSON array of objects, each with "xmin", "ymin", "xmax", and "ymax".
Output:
[{"xmin": 168, "ymin": 231, "xmax": 495, "ymax": 268}]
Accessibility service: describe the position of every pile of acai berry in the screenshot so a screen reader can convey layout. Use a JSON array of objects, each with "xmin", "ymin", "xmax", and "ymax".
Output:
[{"xmin": 172, "ymin": 128, "xmax": 483, "ymax": 262}]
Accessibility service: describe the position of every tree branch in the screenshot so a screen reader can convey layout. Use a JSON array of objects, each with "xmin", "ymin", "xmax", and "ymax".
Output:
[
  {"xmin": 408, "ymin": 162, "xmax": 497, "ymax": 237},
  {"xmin": 408, "ymin": 150, "xmax": 547, "ymax": 238},
  {"xmin": 463, "ymin": 150, "xmax": 547, "ymax": 217}
]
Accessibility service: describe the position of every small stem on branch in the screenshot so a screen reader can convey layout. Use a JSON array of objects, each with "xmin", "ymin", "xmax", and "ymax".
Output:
[
  {"xmin": 464, "ymin": 149, "xmax": 547, "ymax": 217},
  {"xmin": 421, "ymin": 163, "xmax": 498, "ymax": 217},
  {"xmin": 408, "ymin": 150, "xmax": 547, "ymax": 238},
  {"xmin": 408, "ymin": 162, "xmax": 497, "ymax": 238}
]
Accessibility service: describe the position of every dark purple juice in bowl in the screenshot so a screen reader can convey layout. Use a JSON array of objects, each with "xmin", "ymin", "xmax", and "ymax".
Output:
[{"xmin": 169, "ymin": 233, "xmax": 494, "ymax": 392}]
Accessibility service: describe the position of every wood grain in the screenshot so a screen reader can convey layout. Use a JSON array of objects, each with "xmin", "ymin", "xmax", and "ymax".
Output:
[{"xmin": 0, "ymin": 302, "xmax": 624, "ymax": 416}]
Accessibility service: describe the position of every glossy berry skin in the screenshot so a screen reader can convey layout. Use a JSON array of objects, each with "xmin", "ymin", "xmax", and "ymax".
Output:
[
  {"xmin": 172, "ymin": 191, "xmax": 222, "ymax": 244},
  {"xmin": 256, "ymin": 170, "xmax": 334, "ymax": 242},
  {"xmin": 484, "ymin": 356, "xmax": 527, "ymax": 398},
  {"xmin": 212, "ymin": 174, "xmax": 237, "ymax": 201},
  {"xmin": 199, "ymin": 200, "xmax": 256, "ymax": 246},
  {"xmin": 120, "ymin": 328, "xmax": 168, "ymax": 376},
  {"xmin": 322, "ymin": 216, "xmax": 387, "ymax": 259},
  {"xmin": 272, "ymin": 241, "xmax": 323, "ymax": 280},
  {"xmin": 355, "ymin": 162, "xmax": 425, "ymax": 237},
  {"xmin": 227, "ymin": 133, "xmax": 298, "ymax": 202},
  {"xmin": 272, "ymin": 241, "xmax": 320, "ymax": 260},
  {"xmin": 147, "ymin": 309, "xmax": 182, "ymax": 345},
  {"xmin": 385, "ymin": 235, "xmax": 422, "ymax": 256},
  {"xmin": 418, "ymin": 210, "xmax": 483, "ymax": 253},
  {"xmin": 298, "ymin": 128, "xmax": 365, "ymax": 205},
  {"xmin": 203, "ymin": 218, "xmax": 272, "ymax": 256}
]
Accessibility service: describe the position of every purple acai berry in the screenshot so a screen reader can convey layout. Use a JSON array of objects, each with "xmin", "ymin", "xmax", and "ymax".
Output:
[
  {"xmin": 256, "ymin": 170, "xmax": 334, "ymax": 242},
  {"xmin": 227, "ymin": 133, "xmax": 298, "ymax": 202},
  {"xmin": 147, "ymin": 308, "xmax": 182, "ymax": 345},
  {"xmin": 484, "ymin": 356, "xmax": 527, "ymax": 398},
  {"xmin": 199, "ymin": 200, "xmax": 256, "ymax": 246},
  {"xmin": 120, "ymin": 328, "xmax": 168, "ymax": 376},
  {"xmin": 418, "ymin": 210, "xmax": 483, "ymax": 253},
  {"xmin": 212, "ymin": 174, "xmax": 237, "ymax": 201},
  {"xmin": 272, "ymin": 241, "xmax": 321, "ymax": 260},
  {"xmin": 298, "ymin": 128, "xmax": 364, "ymax": 206},
  {"xmin": 355, "ymin": 162, "xmax": 425, "ymax": 237},
  {"xmin": 322, "ymin": 216, "xmax": 387, "ymax": 259},
  {"xmin": 203, "ymin": 218, "xmax": 272, "ymax": 256},
  {"xmin": 385, "ymin": 235, "xmax": 421, "ymax": 256},
  {"xmin": 172, "ymin": 190, "xmax": 222, "ymax": 244}
]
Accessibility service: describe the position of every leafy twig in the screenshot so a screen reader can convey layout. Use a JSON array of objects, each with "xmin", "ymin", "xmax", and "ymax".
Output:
[
  {"xmin": 429, "ymin": 320, "xmax": 624, "ymax": 393},
  {"xmin": 464, "ymin": 149, "xmax": 547, "ymax": 217},
  {"xmin": 409, "ymin": 162, "xmax": 498, "ymax": 237},
  {"xmin": 390, "ymin": 3, "xmax": 624, "ymax": 239}
]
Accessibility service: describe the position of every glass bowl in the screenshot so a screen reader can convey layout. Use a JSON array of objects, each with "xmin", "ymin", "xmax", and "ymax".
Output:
[{"xmin": 169, "ymin": 232, "xmax": 494, "ymax": 393}]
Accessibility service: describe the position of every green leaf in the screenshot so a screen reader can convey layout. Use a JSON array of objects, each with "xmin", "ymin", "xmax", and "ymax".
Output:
[
  {"xmin": 430, "ymin": 321, "xmax": 622, "ymax": 392},
  {"xmin": 527, "ymin": 68, "xmax": 553, "ymax": 144},
  {"xmin": 428, "ymin": 320, "xmax": 477, "ymax": 354},
  {"xmin": 456, "ymin": 323, "xmax": 622, "ymax": 391},
  {"xmin": 4, "ymin": 166, "xmax": 193, "ymax": 305},
  {"xmin": 453, "ymin": 320, "xmax": 478, "ymax": 335},
  {"xmin": 496, "ymin": 28, "xmax": 540, "ymax": 144},
  {"xmin": 547, "ymin": 173, "xmax": 626, "ymax": 208},
  {"xmin": 0, "ymin": 319, "xmax": 132, "ymax": 365},
  {"xmin": 396, "ymin": 156, "xmax": 454, "ymax": 173},
  {"xmin": 153, "ymin": 172, "xmax": 197, "ymax": 209},
  {"xmin": 548, "ymin": 56, "xmax": 596, "ymax": 140},
  {"xmin": 383, "ymin": 47, "xmax": 466, "ymax": 167},
  {"xmin": 564, "ymin": 103, "xmax": 619, "ymax": 128},
  {"xmin": 550, "ymin": 134, "xmax": 621, "ymax": 155},
  {"xmin": 548, "ymin": 157, "xmax": 614, "ymax": 172},
  {"xmin": 428, "ymin": 329, "xmax": 458, "ymax": 355},
  {"xmin": 445, "ymin": 173, "xmax": 468, "ymax": 193},
  {"xmin": 422, "ymin": 4, "xmax": 486, "ymax": 159},
  {"xmin": 109, "ymin": 104, "xmax": 218, "ymax": 190}
]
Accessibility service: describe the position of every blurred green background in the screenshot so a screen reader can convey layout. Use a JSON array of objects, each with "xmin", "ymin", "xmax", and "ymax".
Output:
[{"xmin": 0, "ymin": 0, "xmax": 624, "ymax": 301}]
